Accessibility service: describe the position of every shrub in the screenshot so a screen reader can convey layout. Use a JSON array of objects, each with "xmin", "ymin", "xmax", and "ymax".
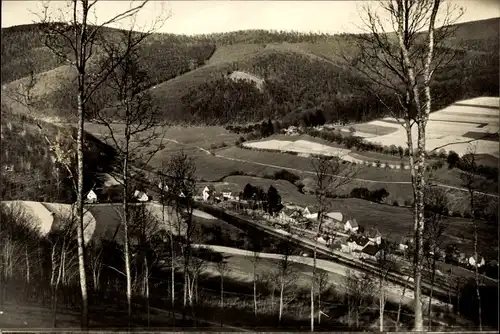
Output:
[
  {"xmin": 273, "ymin": 169, "xmax": 300, "ymax": 183},
  {"xmin": 375, "ymin": 160, "xmax": 381, "ymax": 168},
  {"xmin": 447, "ymin": 151, "xmax": 460, "ymax": 169},
  {"xmin": 393, "ymin": 200, "xmax": 399, "ymax": 206},
  {"xmin": 404, "ymin": 199, "xmax": 411, "ymax": 206}
]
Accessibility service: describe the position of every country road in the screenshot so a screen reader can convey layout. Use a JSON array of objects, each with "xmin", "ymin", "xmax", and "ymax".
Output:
[{"xmin": 191, "ymin": 244, "xmax": 449, "ymax": 310}]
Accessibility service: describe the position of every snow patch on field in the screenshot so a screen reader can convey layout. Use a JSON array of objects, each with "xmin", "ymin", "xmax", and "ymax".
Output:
[
  {"xmin": 244, "ymin": 139, "xmax": 351, "ymax": 157},
  {"xmin": 360, "ymin": 97, "xmax": 499, "ymax": 157},
  {"xmin": 1, "ymin": 201, "xmax": 96, "ymax": 243}
]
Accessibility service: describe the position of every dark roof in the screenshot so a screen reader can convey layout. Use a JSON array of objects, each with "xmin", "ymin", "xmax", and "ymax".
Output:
[
  {"xmin": 362, "ymin": 244, "xmax": 380, "ymax": 256},
  {"xmin": 347, "ymin": 235, "xmax": 369, "ymax": 246}
]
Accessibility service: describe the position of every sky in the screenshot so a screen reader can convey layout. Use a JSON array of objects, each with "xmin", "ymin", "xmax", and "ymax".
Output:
[{"xmin": 2, "ymin": 1, "xmax": 499, "ymax": 35}]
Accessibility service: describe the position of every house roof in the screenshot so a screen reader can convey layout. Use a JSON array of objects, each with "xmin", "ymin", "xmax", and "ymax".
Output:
[
  {"xmin": 347, "ymin": 235, "xmax": 369, "ymax": 246},
  {"xmin": 362, "ymin": 244, "xmax": 380, "ymax": 256}
]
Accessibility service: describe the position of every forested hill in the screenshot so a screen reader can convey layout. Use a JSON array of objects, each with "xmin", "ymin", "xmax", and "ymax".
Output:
[{"xmin": 1, "ymin": 17, "xmax": 498, "ymax": 125}]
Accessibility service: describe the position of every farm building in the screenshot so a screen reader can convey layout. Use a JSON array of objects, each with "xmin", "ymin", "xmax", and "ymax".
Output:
[
  {"xmin": 468, "ymin": 255, "xmax": 486, "ymax": 268},
  {"xmin": 365, "ymin": 228, "xmax": 382, "ymax": 245},
  {"xmin": 359, "ymin": 244, "xmax": 382, "ymax": 261},
  {"xmin": 86, "ymin": 189, "xmax": 98, "ymax": 204},
  {"xmin": 344, "ymin": 218, "xmax": 359, "ymax": 233},
  {"xmin": 346, "ymin": 235, "xmax": 370, "ymax": 252},
  {"xmin": 158, "ymin": 181, "xmax": 169, "ymax": 192},
  {"xmin": 202, "ymin": 185, "xmax": 216, "ymax": 202},
  {"xmin": 134, "ymin": 190, "xmax": 149, "ymax": 202}
]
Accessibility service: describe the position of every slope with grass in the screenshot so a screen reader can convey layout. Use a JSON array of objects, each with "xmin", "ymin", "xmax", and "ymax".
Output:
[{"xmin": 2, "ymin": 18, "xmax": 498, "ymax": 125}]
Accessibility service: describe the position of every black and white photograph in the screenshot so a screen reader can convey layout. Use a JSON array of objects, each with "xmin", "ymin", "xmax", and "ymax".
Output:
[{"xmin": 0, "ymin": 0, "xmax": 498, "ymax": 332}]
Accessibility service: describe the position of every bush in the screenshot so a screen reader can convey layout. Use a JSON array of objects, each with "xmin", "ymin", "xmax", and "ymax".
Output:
[
  {"xmin": 404, "ymin": 199, "xmax": 411, "ymax": 206},
  {"xmin": 273, "ymin": 169, "xmax": 300, "ymax": 183},
  {"xmin": 393, "ymin": 200, "xmax": 399, "ymax": 206},
  {"xmin": 375, "ymin": 160, "xmax": 381, "ymax": 168},
  {"xmin": 447, "ymin": 151, "xmax": 460, "ymax": 169}
]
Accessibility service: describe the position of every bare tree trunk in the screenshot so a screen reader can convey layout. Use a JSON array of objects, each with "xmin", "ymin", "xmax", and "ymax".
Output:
[
  {"xmin": 122, "ymin": 154, "xmax": 133, "ymax": 322},
  {"xmin": 379, "ymin": 279, "xmax": 384, "ymax": 332},
  {"xmin": 145, "ymin": 257, "xmax": 150, "ymax": 327},
  {"xmin": 76, "ymin": 92, "xmax": 89, "ymax": 329},
  {"xmin": 311, "ymin": 245, "xmax": 316, "ymax": 332},
  {"xmin": 25, "ymin": 245, "xmax": 30, "ymax": 284},
  {"xmin": 428, "ymin": 256, "xmax": 436, "ymax": 330},
  {"xmin": 396, "ymin": 275, "xmax": 411, "ymax": 331},
  {"xmin": 279, "ymin": 281, "xmax": 284, "ymax": 323},
  {"xmin": 471, "ymin": 201, "xmax": 482, "ymax": 330}
]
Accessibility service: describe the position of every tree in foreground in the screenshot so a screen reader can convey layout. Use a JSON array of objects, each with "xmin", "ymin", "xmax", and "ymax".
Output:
[
  {"xmin": 349, "ymin": 0, "xmax": 462, "ymax": 330},
  {"xmin": 94, "ymin": 22, "xmax": 165, "ymax": 319},
  {"xmin": 310, "ymin": 155, "xmax": 357, "ymax": 331},
  {"xmin": 459, "ymin": 145, "xmax": 489, "ymax": 331},
  {"xmin": 167, "ymin": 151, "xmax": 197, "ymax": 308},
  {"xmin": 35, "ymin": 0, "xmax": 167, "ymax": 327}
]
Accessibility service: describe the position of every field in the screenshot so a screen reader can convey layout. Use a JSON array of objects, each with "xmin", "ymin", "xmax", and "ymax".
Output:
[{"xmin": 348, "ymin": 97, "xmax": 499, "ymax": 158}]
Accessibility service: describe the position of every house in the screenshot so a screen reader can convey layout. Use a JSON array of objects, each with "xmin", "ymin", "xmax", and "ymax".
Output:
[
  {"xmin": 303, "ymin": 206, "xmax": 319, "ymax": 220},
  {"xmin": 468, "ymin": 255, "xmax": 485, "ymax": 268},
  {"xmin": 220, "ymin": 189, "xmax": 233, "ymax": 201},
  {"xmin": 365, "ymin": 227, "xmax": 382, "ymax": 245},
  {"xmin": 284, "ymin": 126, "xmax": 299, "ymax": 136},
  {"xmin": 85, "ymin": 189, "xmax": 98, "ymax": 204},
  {"xmin": 158, "ymin": 181, "xmax": 169, "ymax": 193},
  {"xmin": 344, "ymin": 218, "xmax": 359, "ymax": 233},
  {"xmin": 346, "ymin": 235, "xmax": 370, "ymax": 252},
  {"xmin": 202, "ymin": 185, "xmax": 216, "ymax": 202},
  {"xmin": 360, "ymin": 244, "xmax": 382, "ymax": 261},
  {"xmin": 134, "ymin": 190, "xmax": 149, "ymax": 202},
  {"xmin": 398, "ymin": 243, "xmax": 409, "ymax": 252}
]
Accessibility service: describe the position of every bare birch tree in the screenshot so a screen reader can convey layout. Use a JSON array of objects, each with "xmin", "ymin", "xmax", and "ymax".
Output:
[
  {"xmin": 251, "ymin": 249, "xmax": 261, "ymax": 317},
  {"xmin": 459, "ymin": 145, "xmax": 487, "ymax": 331},
  {"xmin": 310, "ymin": 155, "xmax": 357, "ymax": 331},
  {"xmin": 34, "ymin": 0, "xmax": 168, "ymax": 327},
  {"xmin": 157, "ymin": 162, "xmax": 177, "ymax": 306},
  {"xmin": 348, "ymin": 1, "xmax": 463, "ymax": 329},
  {"xmin": 423, "ymin": 185, "xmax": 448, "ymax": 329},
  {"xmin": 216, "ymin": 257, "xmax": 231, "ymax": 326},
  {"xmin": 167, "ymin": 151, "xmax": 197, "ymax": 308},
  {"xmin": 94, "ymin": 27, "xmax": 165, "ymax": 318}
]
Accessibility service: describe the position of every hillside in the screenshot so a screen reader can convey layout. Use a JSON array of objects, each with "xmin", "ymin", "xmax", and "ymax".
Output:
[
  {"xmin": 1, "ymin": 18, "xmax": 498, "ymax": 125},
  {"xmin": 0, "ymin": 110, "xmax": 118, "ymax": 202}
]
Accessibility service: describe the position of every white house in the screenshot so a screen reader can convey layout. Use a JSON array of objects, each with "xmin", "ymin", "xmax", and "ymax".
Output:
[
  {"xmin": 221, "ymin": 190, "xmax": 233, "ymax": 201},
  {"xmin": 158, "ymin": 181, "xmax": 169, "ymax": 192},
  {"xmin": 134, "ymin": 190, "xmax": 149, "ymax": 202},
  {"xmin": 344, "ymin": 218, "xmax": 359, "ymax": 233},
  {"xmin": 86, "ymin": 189, "xmax": 98, "ymax": 204},
  {"xmin": 303, "ymin": 207, "xmax": 319, "ymax": 220},
  {"xmin": 202, "ymin": 186, "xmax": 215, "ymax": 202},
  {"xmin": 468, "ymin": 255, "xmax": 485, "ymax": 268}
]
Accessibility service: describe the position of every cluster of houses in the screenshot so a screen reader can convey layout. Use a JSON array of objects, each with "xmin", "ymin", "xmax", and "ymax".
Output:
[
  {"xmin": 85, "ymin": 187, "xmax": 151, "ymax": 204},
  {"xmin": 273, "ymin": 203, "xmax": 390, "ymax": 261},
  {"xmin": 201, "ymin": 185, "xmax": 238, "ymax": 202}
]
